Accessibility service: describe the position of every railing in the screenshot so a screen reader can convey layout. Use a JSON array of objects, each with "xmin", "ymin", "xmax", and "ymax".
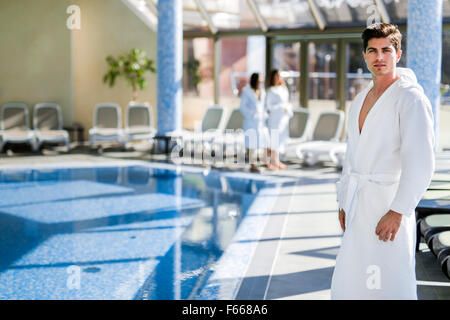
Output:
[{"xmin": 230, "ymin": 70, "xmax": 373, "ymax": 97}]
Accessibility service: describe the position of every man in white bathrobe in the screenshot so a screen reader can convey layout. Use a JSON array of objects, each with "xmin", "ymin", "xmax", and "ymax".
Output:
[{"xmin": 331, "ymin": 23, "xmax": 435, "ymax": 299}]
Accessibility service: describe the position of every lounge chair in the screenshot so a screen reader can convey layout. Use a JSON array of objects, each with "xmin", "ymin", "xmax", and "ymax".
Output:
[
  {"xmin": 124, "ymin": 104, "xmax": 156, "ymax": 144},
  {"xmin": 0, "ymin": 102, "xmax": 37, "ymax": 152},
  {"xmin": 208, "ymin": 108, "xmax": 245, "ymax": 161},
  {"xmin": 280, "ymin": 108, "xmax": 311, "ymax": 161},
  {"xmin": 329, "ymin": 142, "xmax": 347, "ymax": 167},
  {"xmin": 33, "ymin": 103, "xmax": 70, "ymax": 151},
  {"xmin": 187, "ymin": 104, "xmax": 226, "ymax": 137},
  {"xmin": 294, "ymin": 110, "xmax": 345, "ymax": 166},
  {"xmin": 415, "ymin": 187, "xmax": 450, "ymax": 251},
  {"xmin": 419, "ymin": 214, "xmax": 450, "ymax": 254},
  {"xmin": 89, "ymin": 103, "xmax": 125, "ymax": 149},
  {"xmin": 182, "ymin": 105, "xmax": 227, "ymax": 156},
  {"xmin": 431, "ymin": 231, "xmax": 450, "ymax": 279},
  {"xmin": 224, "ymin": 107, "xmax": 244, "ymax": 132}
]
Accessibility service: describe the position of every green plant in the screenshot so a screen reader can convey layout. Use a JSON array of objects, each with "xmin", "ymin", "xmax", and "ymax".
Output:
[
  {"xmin": 184, "ymin": 57, "xmax": 201, "ymax": 90},
  {"xmin": 103, "ymin": 48, "xmax": 156, "ymax": 101}
]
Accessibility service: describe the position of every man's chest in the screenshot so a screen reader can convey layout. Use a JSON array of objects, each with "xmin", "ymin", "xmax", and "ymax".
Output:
[{"xmin": 358, "ymin": 93, "xmax": 379, "ymax": 133}]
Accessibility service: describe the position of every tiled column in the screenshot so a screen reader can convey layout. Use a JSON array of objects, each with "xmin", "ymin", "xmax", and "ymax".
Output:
[
  {"xmin": 157, "ymin": 0, "xmax": 183, "ymax": 135},
  {"xmin": 407, "ymin": 0, "xmax": 443, "ymax": 148}
]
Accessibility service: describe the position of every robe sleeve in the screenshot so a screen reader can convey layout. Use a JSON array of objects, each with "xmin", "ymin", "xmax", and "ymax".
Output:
[
  {"xmin": 389, "ymin": 88, "xmax": 435, "ymax": 217},
  {"xmin": 239, "ymin": 91, "xmax": 254, "ymax": 119},
  {"xmin": 240, "ymin": 90, "xmax": 266, "ymax": 120},
  {"xmin": 266, "ymin": 90, "xmax": 284, "ymax": 113}
]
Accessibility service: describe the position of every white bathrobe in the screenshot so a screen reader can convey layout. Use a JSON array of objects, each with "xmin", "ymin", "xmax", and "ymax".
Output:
[
  {"xmin": 240, "ymin": 85, "xmax": 269, "ymax": 150},
  {"xmin": 331, "ymin": 68, "xmax": 435, "ymax": 300},
  {"xmin": 266, "ymin": 85, "xmax": 293, "ymax": 153}
]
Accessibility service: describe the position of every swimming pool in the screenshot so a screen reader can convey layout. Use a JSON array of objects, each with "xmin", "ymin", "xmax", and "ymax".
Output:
[{"xmin": 0, "ymin": 162, "xmax": 285, "ymax": 300}]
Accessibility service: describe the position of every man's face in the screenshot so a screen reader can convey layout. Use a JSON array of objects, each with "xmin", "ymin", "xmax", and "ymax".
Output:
[{"xmin": 362, "ymin": 37, "xmax": 402, "ymax": 77}]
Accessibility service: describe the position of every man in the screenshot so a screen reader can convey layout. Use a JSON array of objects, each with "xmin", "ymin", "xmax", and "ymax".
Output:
[{"xmin": 331, "ymin": 23, "xmax": 435, "ymax": 299}]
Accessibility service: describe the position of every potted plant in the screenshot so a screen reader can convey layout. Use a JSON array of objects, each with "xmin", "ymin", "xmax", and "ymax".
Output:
[
  {"xmin": 184, "ymin": 57, "xmax": 201, "ymax": 94},
  {"xmin": 103, "ymin": 48, "xmax": 156, "ymax": 103}
]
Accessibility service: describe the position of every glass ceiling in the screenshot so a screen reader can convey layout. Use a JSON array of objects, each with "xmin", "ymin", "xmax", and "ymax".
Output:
[{"xmin": 130, "ymin": 0, "xmax": 450, "ymax": 33}]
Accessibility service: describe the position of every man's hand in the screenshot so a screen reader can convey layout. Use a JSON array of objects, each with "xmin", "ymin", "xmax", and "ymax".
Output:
[
  {"xmin": 375, "ymin": 210, "xmax": 402, "ymax": 242},
  {"xmin": 339, "ymin": 209, "xmax": 346, "ymax": 232}
]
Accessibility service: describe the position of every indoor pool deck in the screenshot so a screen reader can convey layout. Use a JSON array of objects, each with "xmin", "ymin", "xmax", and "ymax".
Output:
[{"xmin": 0, "ymin": 147, "xmax": 449, "ymax": 300}]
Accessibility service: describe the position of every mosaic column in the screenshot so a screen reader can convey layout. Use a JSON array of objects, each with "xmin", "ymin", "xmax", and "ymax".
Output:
[
  {"xmin": 407, "ymin": 0, "xmax": 443, "ymax": 148},
  {"xmin": 155, "ymin": 171, "xmax": 183, "ymax": 299},
  {"xmin": 157, "ymin": 0, "xmax": 183, "ymax": 135}
]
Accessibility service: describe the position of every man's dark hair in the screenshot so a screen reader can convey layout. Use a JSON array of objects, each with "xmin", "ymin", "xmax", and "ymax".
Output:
[
  {"xmin": 362, "ymin": 23, "xmax": 402, "ymax": 53},
  {"xmin": 250, "ymin": 73, "xmax": 260, "ymax": 90}
]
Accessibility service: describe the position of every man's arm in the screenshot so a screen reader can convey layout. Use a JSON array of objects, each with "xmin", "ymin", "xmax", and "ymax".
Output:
[
  {"xmin": 376, "ymin": 88, "xmax": 435, "ymax": 242},
  {"xmin": 339, "ymin": 209, "xmax": 346, "ymax": 232},
  {"xmin": 375, "ymin": 210, "xmax": 402, "ymax": 242}
]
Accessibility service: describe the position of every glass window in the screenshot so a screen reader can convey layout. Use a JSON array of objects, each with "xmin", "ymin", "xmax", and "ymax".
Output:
[
  {"xmin": 183, "ymin": 38, "xmax": 215, "ymax": 130},
  {"xmin": 346, "ymin": 41, "xmax": 371, "ymax": 103},
  {"xmin": 308, "ymin": 42, "xmax": 337, "ymax": 111},
  {"xmin": 443, "ymin": 29, "xmax": 450, "ymax": 86},
  {"xmin": 219, "ymin": 36, "xmax": 266, "ymax": 110},
  {"xmin": 444, "ymin": 0, "xmax": 450, "ymax": 19},
  {"xmin": 381, "ymin": 0, "xmax": 408, "ymax": 24},
  {"xmin": 440, "ymin": 29, "xmax": 450, "ymax": 150},
  {"xmin": 272, "ymin": 42, "xmax": 301, "ymax": 108},
  {"xmin": 254, "ymin": 0, "xmax": 317, "ymax": 29},
  {"xmin": 397, "ymin": 32, "xmax": 407, "ymax": 68}
]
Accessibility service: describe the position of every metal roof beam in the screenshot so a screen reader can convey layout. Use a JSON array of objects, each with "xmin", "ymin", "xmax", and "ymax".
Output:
[
  {"xmin": 307, "ymin": 0, "xmax": 326, "ymax": 31},
  {"xmin": 193, "ymin": 0, "xmax": 218, "ymax": 35},
  {"xmin": 374, "ymin": 0, "xmax": 391, "ymax": 24},
  {"xmin": 246, "ymin": 0, "xmax": 269, "ymax": 33},
  {"xmin": 145, "ymin": 0, "xmax": 158, "ymax": 16},
  {"xmin": 122, "ymin": 0, "xmax": 158, "ymax": 31}
]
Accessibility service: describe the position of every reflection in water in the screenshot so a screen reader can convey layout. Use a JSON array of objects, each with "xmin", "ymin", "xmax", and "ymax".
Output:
[
  {"xmin": 95, "ymin": 167, "xmax": 120, "ymax": 184},
  {"xmin": 0, "ymin": 166, "xmax": 271, "ymax": 300}
]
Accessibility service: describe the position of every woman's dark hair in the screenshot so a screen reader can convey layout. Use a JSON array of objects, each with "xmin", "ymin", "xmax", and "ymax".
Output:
[
  {"xmin": 250, "ymin": 73, "xmax": 260, "ymax": 90},
  {"xmin": 269, "ymin": 69, "xmax": 279, "ymax": 87}
]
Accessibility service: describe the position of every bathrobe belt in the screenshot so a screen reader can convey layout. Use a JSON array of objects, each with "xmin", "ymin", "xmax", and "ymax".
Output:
[{"xmin": 342, "ymin": 172, "xmax": 401, "ymax": 229}]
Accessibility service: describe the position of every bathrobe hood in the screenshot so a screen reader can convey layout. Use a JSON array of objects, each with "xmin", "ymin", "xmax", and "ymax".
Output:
[{"xmin": 394, "ymin": 67, "xmax": 424, "ymax": 95}]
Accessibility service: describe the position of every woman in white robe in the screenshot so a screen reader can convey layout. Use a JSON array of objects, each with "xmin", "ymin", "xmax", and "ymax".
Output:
[
  {"xmin": 265, "ymin": 69, "xmax": 293, "ymax": 169},
  {"xmin": 331, "ymin": 67, "xmax": 435, "ymax": 299},
  {"xmin": 239, "ymin": 73, "xmax": 271, "ymax": 172}
]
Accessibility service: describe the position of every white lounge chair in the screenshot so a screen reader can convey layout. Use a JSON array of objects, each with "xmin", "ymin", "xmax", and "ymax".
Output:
[
  {"xmin": 0, "ymin": 102, "xmax": 37, "ymax": 152},
  {"xmin": 281, "ymin": 107, "xmax": 311, "ymax": 160},
  {"xmin": 33, "ymin": 103, "xmax": 70, "ymax": 151},
  {"xmin": 295, "ymin": 110, "xmax": 345, "ymax": 166},
  {"xmin": 188, "ymin": 104, "xmax": 226, "ymax": 137},
  {"xmin": 124, "ymin": 104, "xmax": 156, "ymax": 143},
  {"xmin": 182, "ymin": 104, "xmax": 227, "ymax": 155},
  {"xmin": 89, "ymin": 103, "xmax": 125, "ymax": 149},
  {"xmin": 209, "ymin": 108, "xmax": 245, "ymax": 160},
  {"xmin": 329, "ymin": 141, "xmax": 347, "ymax": 167}
]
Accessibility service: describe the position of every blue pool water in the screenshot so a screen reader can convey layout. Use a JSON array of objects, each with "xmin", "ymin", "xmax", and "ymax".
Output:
[{"xmin": 0, "ymin": 164, "xmax": 282, "ymax": 300}]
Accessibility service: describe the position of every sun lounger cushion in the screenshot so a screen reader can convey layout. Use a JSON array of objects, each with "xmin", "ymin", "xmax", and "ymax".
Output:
[
  {"xmin": 430, "ymin": 231, "xmax": 450, "ymax": 279},
  {"xmin": 420, "ymin": 214, "xmax": 450, "ymax": 249}
]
